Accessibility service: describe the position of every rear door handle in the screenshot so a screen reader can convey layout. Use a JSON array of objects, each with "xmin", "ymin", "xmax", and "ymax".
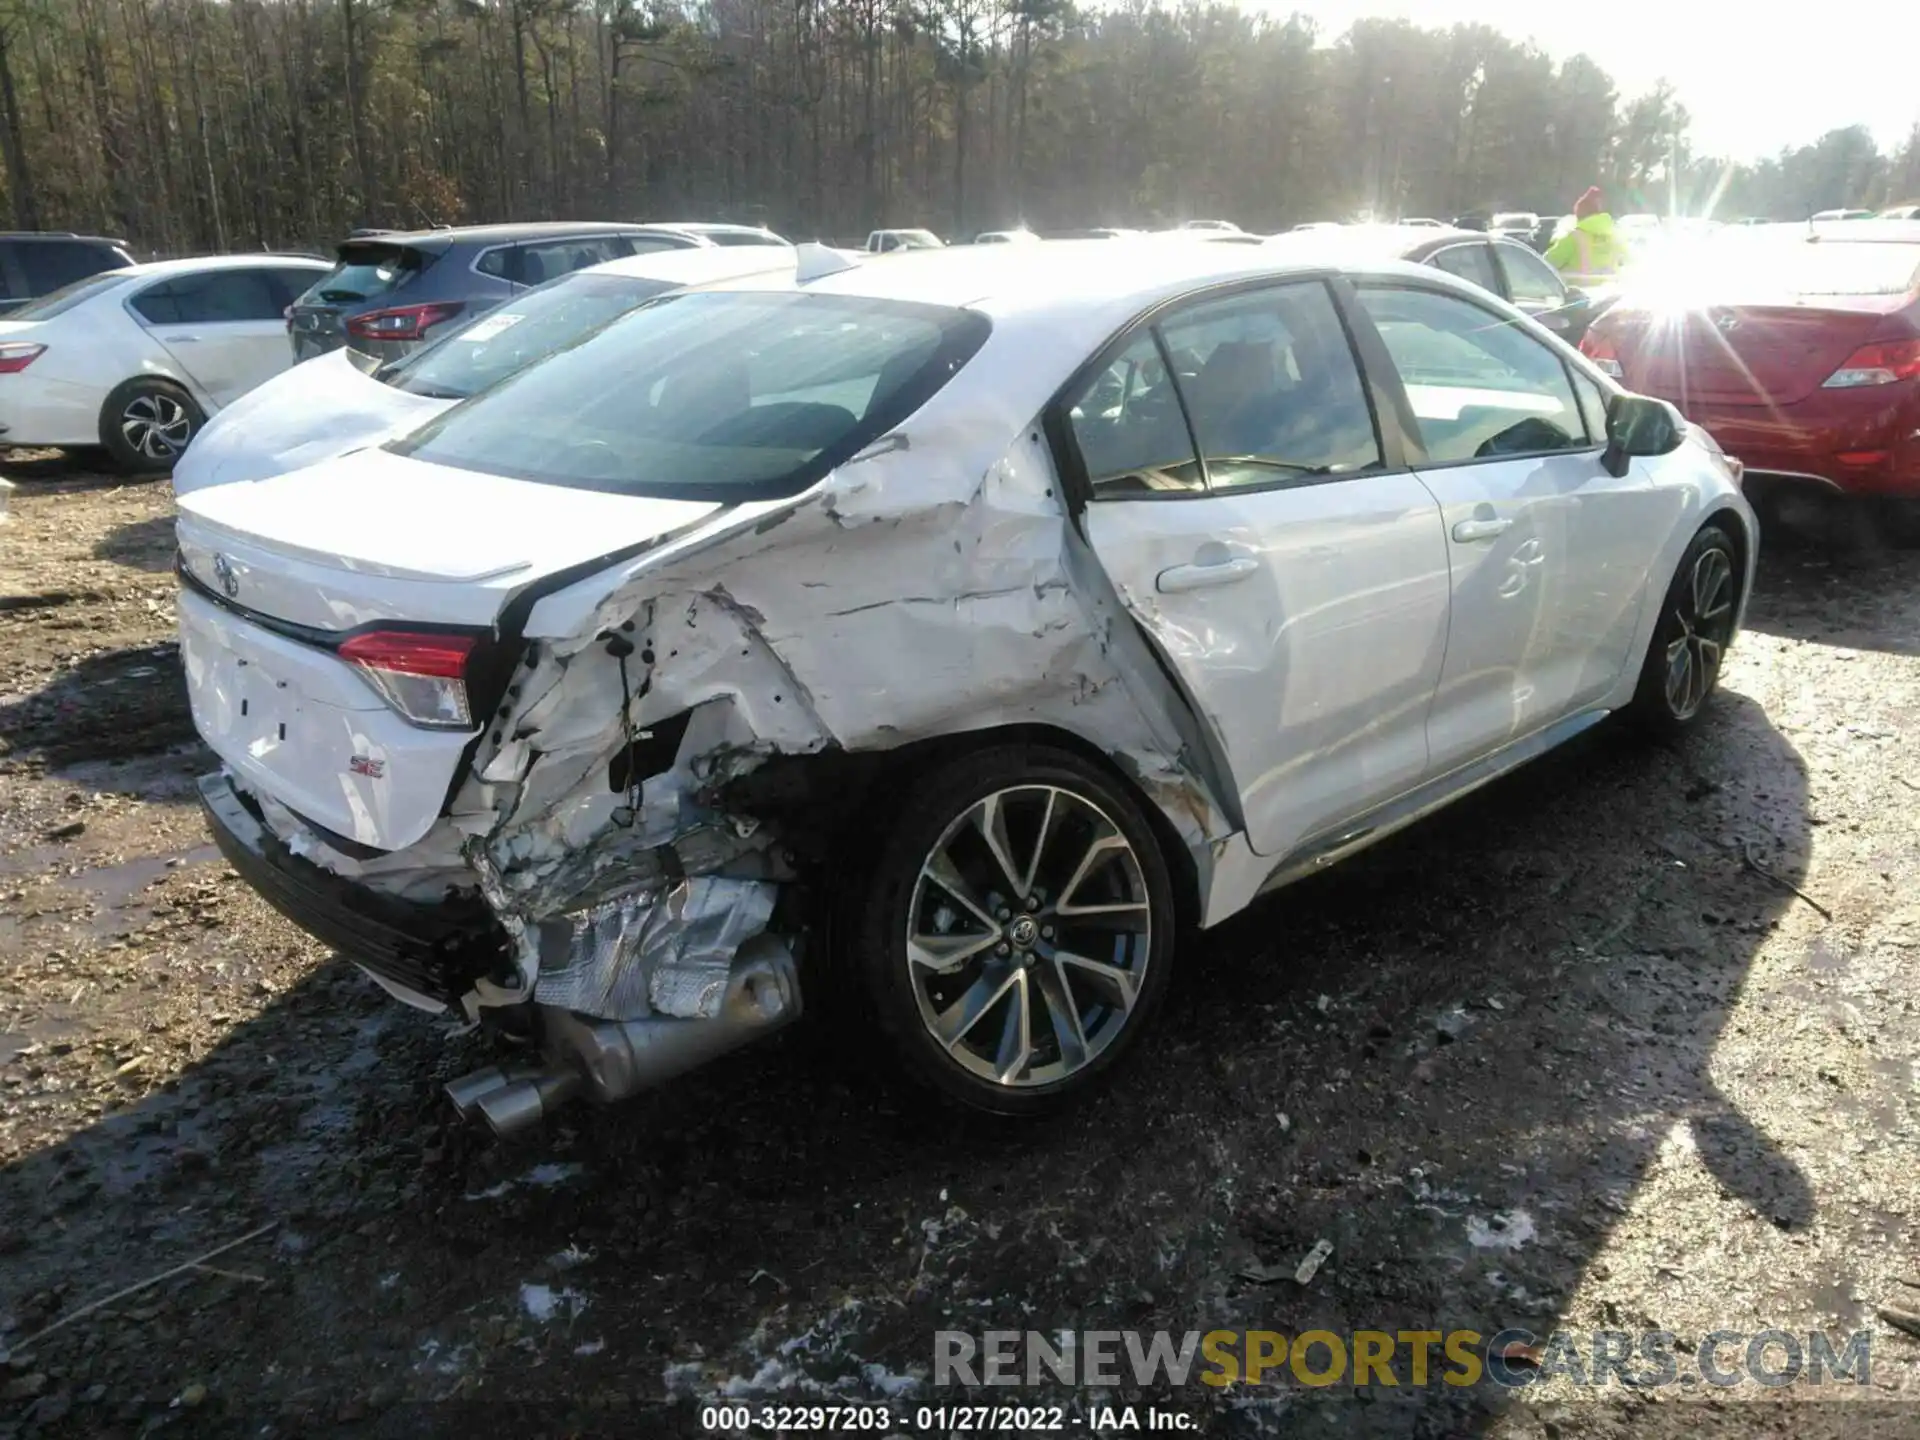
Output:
[
  {"xmin": 1452, "ymin": 517, "xmax": 1514, "ymax": 543},
  {"xmin": 1157, "ymin": 557, "xmax": 1259, "ymax": 593},
  {"xmin": 160, "ymin": 333, "xmax": 201, "ymax": 343}
]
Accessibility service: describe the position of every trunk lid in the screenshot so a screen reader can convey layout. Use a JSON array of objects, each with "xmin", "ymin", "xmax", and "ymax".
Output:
[
  {"xmin": 1614, "ymin": 301, "xmax": 1893, "ymax": 408},
  {"xmin": 172, "ymin": 348, "xmax": 451, "ymax": 496},
  {"xmin": 288, "ymin": 240, "xmax": 439, "ymax": 361},
  {"xmin": 176, "ymin": 450, "xmax": 725, "ymax": 851}
]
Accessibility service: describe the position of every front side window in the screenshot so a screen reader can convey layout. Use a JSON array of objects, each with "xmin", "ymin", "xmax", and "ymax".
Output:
[
  {"xmin": 18, "ymin": 241, "xmax": 122, "ymax": 293},
  {"xmin": 1428, "ymin": 243, "xmax": 1500, "ymax": 294},
  {"xmin": 381, "ymin": 273, "xmax": 674, "ymax": 400},
  {"xmin": 131, "ymin": 268, "xmax": 284, "ymax": 325},
  {"xmin": 1356, "ymin": 286, "xmax": 1587, "ymax": 465},
  {"xmin": 1157, "ymin": 282, "xmax": 1381, "ymax": 489},
  {"xmin": 1495, "ymin": 241, "xmax": 1567, "ymax": 306},
  {"xmin": 1065, "ymin": 333, "xmax": 1204, "ymax": 497},
  {"xmin": 390, "ymin": 290, "xmax": 990, "ymax": 500}
]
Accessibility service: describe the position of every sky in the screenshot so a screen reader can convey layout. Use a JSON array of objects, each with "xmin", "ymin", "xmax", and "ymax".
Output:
[{"xmin": 1251, "ymin": 0, "xmax": 1919, "ymax": 162}]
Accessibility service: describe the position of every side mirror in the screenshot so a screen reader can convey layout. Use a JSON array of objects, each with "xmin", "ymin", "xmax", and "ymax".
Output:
[
  {"xmin": 1562, "ymin": 285, "xmax": 1590, "ymax": 306},
  {"xmin": 1602, "ymin": 393, "xmax": 1685, "ymax": 477}
]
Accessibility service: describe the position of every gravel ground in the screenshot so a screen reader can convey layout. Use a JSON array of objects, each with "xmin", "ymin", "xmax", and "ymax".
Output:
[{"xmin": 1, "ymin": 456, "xmax": 1917, "ymax": 1439}]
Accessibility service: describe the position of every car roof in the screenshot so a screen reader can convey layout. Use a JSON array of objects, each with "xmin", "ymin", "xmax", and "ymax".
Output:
[
  {"xmin": 577, "ymin": 246, "xmax": 799, "ymax": 286},
  {"xmin": 114, "ymin": 253, "xmax": 329, "ymax": 279},
  {"xmin": 342, "ymin": 222, "xmax": 651, "ymax": 250},
  {"xmin": 722, "ymin": 237, "xmax": 1476, "ymax": 334}
]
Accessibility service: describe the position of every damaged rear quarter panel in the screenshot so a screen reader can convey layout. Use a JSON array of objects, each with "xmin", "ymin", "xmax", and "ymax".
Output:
[{"xmin": 472, "ymin": 360, "xmax": 1245, "ymax": 926}]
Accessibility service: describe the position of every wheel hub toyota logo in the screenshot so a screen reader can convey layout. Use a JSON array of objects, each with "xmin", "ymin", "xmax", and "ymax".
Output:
[{"xmin": 1009, "ymin": 916, "xmax": 1039, "ymax": 949}]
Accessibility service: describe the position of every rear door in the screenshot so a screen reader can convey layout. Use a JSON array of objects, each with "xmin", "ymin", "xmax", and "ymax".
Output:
[
  {"xmin": 1070, "ymin": 278, "xmax": 1452, "ymax": 859},
  {"xmin": 130, "ymin": 266, "xmax": 309, "ymax": 406},
  {"xmin": 1350, "ymin": 282, "xmax": 1668, "ymax": 772}
]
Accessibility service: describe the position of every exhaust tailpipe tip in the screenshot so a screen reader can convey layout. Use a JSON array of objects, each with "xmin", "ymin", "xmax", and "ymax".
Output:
[{"xmin": 475, "ymin": 1070, "xmax": 581, "ymax": 1138}]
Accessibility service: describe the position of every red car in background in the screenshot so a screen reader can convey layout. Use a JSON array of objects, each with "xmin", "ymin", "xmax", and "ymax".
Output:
[{"xmin": 1580, "ymin": 223, "xmax": 1920, "ymax": 526}]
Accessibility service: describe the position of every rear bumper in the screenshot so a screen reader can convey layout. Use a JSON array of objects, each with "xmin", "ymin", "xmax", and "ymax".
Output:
[
  {"xmin": 198, "ymin": 770, "xmax": 510, "ymax": 1007},
  {"xmin": 0, "ymin": 372, "xmax": 107, "ymax": 449},
  {"xmin": 1681, "ymin": 383, "xmax": 1920, "ymax": 499}
]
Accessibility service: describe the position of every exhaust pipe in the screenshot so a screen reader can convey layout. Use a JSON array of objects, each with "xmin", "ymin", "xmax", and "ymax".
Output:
[
  {"xmin": 447, "ymin": 936, "xmax": 802, "ymax": 1137},
  {"xmin": 474, "ymin": 1069, "xmax": 581, "ymax": 1138}
]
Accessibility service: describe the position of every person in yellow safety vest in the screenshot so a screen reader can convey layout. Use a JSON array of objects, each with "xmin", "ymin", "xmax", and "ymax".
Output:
[{"xmin": 1544, "ymin": 186, "xmax": 1629, "ymax": 289}]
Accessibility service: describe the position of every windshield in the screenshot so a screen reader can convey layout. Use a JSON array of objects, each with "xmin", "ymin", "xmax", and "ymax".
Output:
[
  {"xmin": 389, "ymin": 290, "xmax": 991, "ymax": 501},
  {"xmin": 10, "ymin": 270, "xmax": 135, "ymax": 320},
  {"xmin": 381, "ymin": 272, "xmax": 675, "ymax": 400}
]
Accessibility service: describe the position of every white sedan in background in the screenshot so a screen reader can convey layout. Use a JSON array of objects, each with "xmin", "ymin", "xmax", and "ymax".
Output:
[
  {"xmin": 173, "ymin": 245, "xmax": 805, "ymax": 496},
  {"xmin": 177, "ymin": 242, "xmax": 1755, "ymax": 1136},
  {"xmin": 0, "ymin": 254, "xmax": 328, "ymax": 471}
]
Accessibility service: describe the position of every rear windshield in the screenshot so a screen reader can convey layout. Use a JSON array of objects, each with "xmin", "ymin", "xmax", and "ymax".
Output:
[
  {"xmin": 9, "ymin": 270, "xmax": 134, "ymax": 320},
  {"xmin": 381, "ymin": 272, "xmax": 675, "ymax": 400},
  {"xmin": 299, "ymin": 242, "xmax": 431, "ymax": 305},
  {"xmin": 389, "ymin": 291, "xmax": 991, "ymax": 501}
]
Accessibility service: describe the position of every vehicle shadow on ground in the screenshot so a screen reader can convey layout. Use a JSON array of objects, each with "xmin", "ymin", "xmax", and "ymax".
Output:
[
  {"xmin": 1743, "ymin": 526, "xmax": 1920, "ymax": 659},
  {"xmin": 0, "ymin": 688, "xmax": 1812, "ymax": 1437},
  {"xmin": 0, "ymin": 450, "xmax": 164, "ymax": 496},
  {"xmin": 91, "ymin": 516, "xmax": 177, "ymax": 574},
  {"xmin": 0, "ymin": 640, "xmax": 196, "ymax": 768}
]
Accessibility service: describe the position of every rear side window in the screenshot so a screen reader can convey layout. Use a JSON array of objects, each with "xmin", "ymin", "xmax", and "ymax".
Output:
[
  {"xmin": 1496, "ymin": 242, "xmax": 1566, "ymax": 306},
  {"xmin": 267, "ymin": 267, "xmax": 325, "ymax": 307},
  {"xmin": 303, "ymin": 243, "xmax": 431, "ymax": 304},
  {"xmin": 1158, "ymin": 282, "xmax": 1382, "ymax": 488},
  {"xmin": 385, "ymin": 273, "xmax": 673, "ymax": 401},
  {"xmin": 512, "ymin": 236, "xmax": 635, "ymax": 287},
  {"xmin": 131, "ymin": 269, "xmax": 285, "ymax": 325},
  {"xmin": 1357, "ymin": 286, "xmax": 1588, "ymax": 464},
  {"xmin": 390, "ymin": 291, "xmax": 991, "ymax": 500},
  {"xmin": 1428, "ymin": 243, "xmax": 1500, "ymax": 294},
  {"xmin": 17, "ymin": 240, "xmax": 124, "ymax": 294},
  {"xmin": 1066, "ymin": 333, "xmax": 1205, "ymax": 497}
]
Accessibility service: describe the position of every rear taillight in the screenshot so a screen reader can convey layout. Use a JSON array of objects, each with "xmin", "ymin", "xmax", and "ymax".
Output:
[
  {"xmin": 1821, "ymin": 339, "xmax": 1920, "ymax": 389},
  {"xmin": 337, "ymin": 630, "xmax": 479, "ymax": 730},
  {"xmin": 344, "ymin": 301, "xmax": 466, "ymax": 343},
  {"xmin": 0, "ymin": 342, "xmax": 46, "ymax": 374},
  {"xmin": 1580, "ymin": 331, "xmax": 1624, "ymax": 379}
]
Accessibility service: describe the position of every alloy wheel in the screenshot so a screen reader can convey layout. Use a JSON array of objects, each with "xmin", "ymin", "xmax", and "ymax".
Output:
[
  {"xmin": 1663, "ymin": 544, "xmax": 1735, "ymax": 720},
  {"xmin": 905, "ymin": 784, "xmax": 1153, "ymax": 1089},
  {"xmin": 120, "ymin": 393, "xmax": 193, "ymax": 461}
]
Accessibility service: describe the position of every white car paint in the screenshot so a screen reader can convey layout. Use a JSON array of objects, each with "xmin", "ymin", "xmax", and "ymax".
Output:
[
  {"xmin": 0, "ymin": 254, "xmax": 327, "ymax": 450},
  {"xmin": 179, "ymin": 240, "xmax": 1756, "ymax": 1113},
  {"xmin": 173, "ymin": 246, "xmax": 803, "ymax": 496}
]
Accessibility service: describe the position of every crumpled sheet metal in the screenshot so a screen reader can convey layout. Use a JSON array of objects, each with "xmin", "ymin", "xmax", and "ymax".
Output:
[{"xmin": 532, "ymin": 875, "xmax": 778, "ymax": 1020}]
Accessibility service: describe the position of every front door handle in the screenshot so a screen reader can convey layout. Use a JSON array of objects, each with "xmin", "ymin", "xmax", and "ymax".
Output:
[
  {"xmin": 1157, "ymin": 557, "xmax": 1259, "ymax": 593},
  {"xmin": 161, "ymin": 333, "xmax": 201, "ymax": 343},
  {"xmin": 1451, "ymin": 517, "xmax": 1514, "ymax": 543}
]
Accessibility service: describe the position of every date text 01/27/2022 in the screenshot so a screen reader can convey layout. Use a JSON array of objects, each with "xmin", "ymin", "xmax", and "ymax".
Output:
[{"xmin": 697, "ymin": 1403, "xmax": 1198, "ymax": 1431}]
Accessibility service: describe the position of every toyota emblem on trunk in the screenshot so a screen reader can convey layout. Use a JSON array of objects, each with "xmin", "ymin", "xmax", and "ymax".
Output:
[{"xmin": 211, "ymin": 553, "xmax": 239, "ymax": 598}]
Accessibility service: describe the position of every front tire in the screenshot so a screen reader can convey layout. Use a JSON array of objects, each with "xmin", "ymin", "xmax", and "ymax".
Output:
[
  {"xmin": 100, "ymin": 378, "xmax": 204, "ymax": 474},
  {"xmin": 844, "ymin": 744, "xmax": 1177, "ymax": 1116},
  {"xmin": 1625, "ymin": 524, "xmax": 1740, "ymax": 735}
]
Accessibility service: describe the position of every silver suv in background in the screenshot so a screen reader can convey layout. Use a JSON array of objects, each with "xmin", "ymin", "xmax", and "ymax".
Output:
[{"xmin": 286, "ymin": 222, "xmax": 791, "ymax": 363}]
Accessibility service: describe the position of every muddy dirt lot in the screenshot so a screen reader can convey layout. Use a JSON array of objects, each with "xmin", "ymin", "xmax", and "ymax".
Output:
[{"xmin": 1, "ymin": 457, "xmax": 1917, "ymax": 1439}]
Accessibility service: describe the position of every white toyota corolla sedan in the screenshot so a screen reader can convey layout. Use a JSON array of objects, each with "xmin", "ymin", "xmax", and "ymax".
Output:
[
  {"xmin": 0, "ymin": 253, "xmax": 328, "ymax": 470},
  {"xmin": 173, "ymin": 244, "xmax": 806, "ymax": 496},
  {"xmin": 175, "ymin": 241, "xmax": 1756, "ymax": 1132}
]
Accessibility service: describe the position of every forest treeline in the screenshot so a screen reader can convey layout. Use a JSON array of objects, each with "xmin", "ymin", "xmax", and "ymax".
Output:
[{"xmin": 0, "ymin": 0, "xmax": 1916, "ymax": 256}]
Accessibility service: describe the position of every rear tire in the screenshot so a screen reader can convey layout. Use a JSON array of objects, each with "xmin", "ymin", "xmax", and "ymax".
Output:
[
  {"xmin": 1624, "ymin": 524, "xmax": 1740, "ymax": 736},
  {"xmin": 840, "ymin": 743, "xmax": 1177, "ymax": 1116},
  {"xmin": 99, "ymin": 378, "xmax": 204, "ymax": 474}
]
